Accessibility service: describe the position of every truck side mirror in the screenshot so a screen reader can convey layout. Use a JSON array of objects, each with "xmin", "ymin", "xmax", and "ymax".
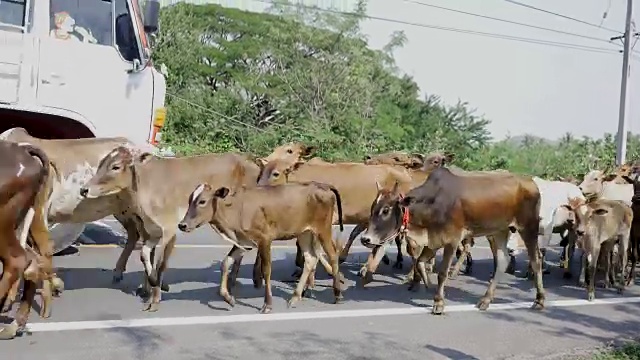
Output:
[{"xmin": 143, "ymin": 0, "xmax": 160, "ymax": 34}]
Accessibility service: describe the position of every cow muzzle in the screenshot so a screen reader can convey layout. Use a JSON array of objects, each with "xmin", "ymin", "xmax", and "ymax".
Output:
[
  {"xmin": 79, "ymin": 187, "xmax": 89, "ymax": 198},
  {"xmin": 178, "ymin": 222, "xmax": 193, "ymax": 233},
  {"xmin": 360, "ymin": 236, "xmax": 381, "ymax": 249}
]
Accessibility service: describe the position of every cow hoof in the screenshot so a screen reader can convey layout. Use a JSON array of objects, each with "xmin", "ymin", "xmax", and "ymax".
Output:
[
  {"xmin": 334, "ymin": 295, "xmax": 344, "ymax": 304},
  {"xmin": 531, "ymin": 300, "xmax": 544, "ymax": 310},
  {"xmin": 39, "ymin": 305, "xmax": 51, "ymax": 319},
  {"xmin": 587, "ymin": 292, "xmax": 595, "ymax": 302},
  {"xmin": 393, "ymin": 261, "xmax": 403, "ymax": 270},
  {"xmin": 259, "ymin": 304, "xmax": 272, "ymax": 314},
  {"xmin": 135, "ymin": 286, "xmax": 150, "ymax": 299},
  {"xmin": 287, "ymin": 296, "xmax": 301, "ymax": 308},
  {"xmin": 0, "ymin": 323, "xmax": 18, "ymax": 340},
  {"xmin": 147, "ymin": 303, "xmax": 160, "ymax": 313},
  {"xmin": 562, "ymin": 272, "xmax": 573, "ymax": 280},
  {"xmin": 431, "ymin": 304, "xmax": 445, "ymax": 315},
  {"xmin": 51, "ymin": 277, "xmax": 65, "ymax": 296},
  {"xmin": 381, "ymin": 255, "xmax": 390, "ymax": 266},
  {"xmin": 161, "ymin": 282, "xmax": 170, "ymax": 292},
  {"xmin": 291, "ymin": 268, "xmax": 303, "ymax": 280},
  {"xmin": 476, "ymin": 298, "xmax": 491, "ymax": 311},
  {"xmin": 223, "ymin": 295, "xmax": 236, "ymax": 308},
  {"xmin": 361, "ymin": 271, "xmax": 374, "ymax": 286}
]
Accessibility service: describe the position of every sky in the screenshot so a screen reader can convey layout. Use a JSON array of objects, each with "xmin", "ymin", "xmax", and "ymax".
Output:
[{"xmin": 160, "ymin": 0, "xmax": 639, "ymax": 141}]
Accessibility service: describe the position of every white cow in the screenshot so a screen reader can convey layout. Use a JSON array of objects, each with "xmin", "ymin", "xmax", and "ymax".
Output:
[
  {"xmin": 507, "ymin": 177, "xmax": 585, "ymax": 276},
  {"xmin": 578, "ymin": 169, "xmax": 633, "ymax": 206}
]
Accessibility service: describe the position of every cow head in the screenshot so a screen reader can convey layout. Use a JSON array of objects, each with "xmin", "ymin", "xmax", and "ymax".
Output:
[
  {"xmin": 363, "ymin": 152, "xmax": 424, "ymax": 169},
  {"xmin": 360, "ymin": 181, "xmax": 407, "ymax": 248},
  {"xmin": 257, "ymin": 159, "xmax": 303, "ymax": 186},
  {"xmin": 577, "ymin": 170, "xmax": 617, "ymax": 199},
  {"xmin": 422, "ymin": 151, "xmax": 454, "ymax": 171},
  {"xmin": 257, "ymin": 142, "xmax": 316, "ymax": 167},
  {"xmin": 178, "ymin": 183, "xmax": 229, "ymax": 232},
  {"xmin": 79, "ymin": 145, "xmax": 153, "ymax": 198},
  {"xmin": 567, "ymin": 197, "xmax": 610, "ymax": 238}
]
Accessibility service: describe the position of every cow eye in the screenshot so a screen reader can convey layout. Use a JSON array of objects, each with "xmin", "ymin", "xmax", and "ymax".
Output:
[
  {"xmin": 381, "ymin": 207, "xmax": 390, "ymax": 216},
  {"xmin": 272, "ymin": 171, "xmax": 280, "ymax": 178},
  {"xmin": 287, "ymin": 149, "xmax": 293, "ymax": 154},
  {"xmin": 198, "ymin": 199, "xmax": 207, "ymax": 206},
  {"xmin": 111, "ymin": 165, "xmax": 121, "ymax": 171}
]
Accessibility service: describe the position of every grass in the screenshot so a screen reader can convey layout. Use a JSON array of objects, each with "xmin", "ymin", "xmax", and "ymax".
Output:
[{"xmin": 593, "ymin": 342, "xmax": 640, "ymax": 360}]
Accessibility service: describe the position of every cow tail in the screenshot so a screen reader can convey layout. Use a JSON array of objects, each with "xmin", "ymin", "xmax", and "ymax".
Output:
[
  {"xmin": 19, "ymin": 144, "xmax": 50, "ymax": 188},
  {"xmin": 328, "ymin": 185, "xmax": 344, "ymax": 232}
]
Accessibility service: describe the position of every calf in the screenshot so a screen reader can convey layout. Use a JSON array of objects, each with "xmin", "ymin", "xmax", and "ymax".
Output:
[
  {"xmin": 568, "ymin": 197, "xmax": 631, "ymax": 300},
  {"xmin": 80, "ymin": 146, "xmax": 262, "ymax": 311},
  {"xmin": 178, "ymin": 182, "xmax": 344, "ymax": 313},
  {"xmin": 359, "ymin": 167, "xmax": 545, "ymax": 314},
  {"xmin": 0, "ymin": 141, "xmax": 51, "ymax": 339}
]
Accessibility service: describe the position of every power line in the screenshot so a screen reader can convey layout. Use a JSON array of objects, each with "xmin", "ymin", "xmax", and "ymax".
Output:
[
  {"xmin": 256, "ymin": 0, "xmax": 621, "ymax": 55},
  {"xmin": 504, "ymin": 0, "xmax": 621, "ymax": 34},
  {"xmin": 403, "ymin": 0, "xmax": 616, "ymax": 45}
]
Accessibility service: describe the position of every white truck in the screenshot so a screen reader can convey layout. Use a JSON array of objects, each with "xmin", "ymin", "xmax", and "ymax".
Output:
[{"xmin": 0, "ymin": 0, "xmax": 167, "ymax": 252}]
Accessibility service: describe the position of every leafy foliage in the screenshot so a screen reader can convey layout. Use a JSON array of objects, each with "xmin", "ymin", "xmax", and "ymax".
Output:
[{"xmin": 154, "ymin": 1, "xmax": 640, "ymax": 178}]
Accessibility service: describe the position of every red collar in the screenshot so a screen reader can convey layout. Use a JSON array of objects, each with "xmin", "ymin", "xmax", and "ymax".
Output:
[{"xmin": 398, "ymin": 193, "xmax": 410, "ymax": 230}]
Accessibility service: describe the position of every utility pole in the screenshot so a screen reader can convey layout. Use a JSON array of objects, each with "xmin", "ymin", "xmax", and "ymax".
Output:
[{"xmin": 613, "ymin": 0, "xmax": 634, "ymax": 166}]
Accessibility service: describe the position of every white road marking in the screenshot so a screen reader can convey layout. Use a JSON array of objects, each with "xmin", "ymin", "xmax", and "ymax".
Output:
[
  {"xmin": 78, "ymin": 244, "xmax": 563, "ymax": 250},
  {"xmin": 26, "ymin": 296, "xmax": 640, "ymax": 333}
]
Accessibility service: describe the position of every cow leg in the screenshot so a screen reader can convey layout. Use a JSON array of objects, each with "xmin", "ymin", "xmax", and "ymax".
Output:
[
  {"xmin": 292, "ymin": 241, "xmax": 304, "ymax": 279},
  {"xmin": 338, "ymin": 223, "xmax": 366, "ymax": 264},
  {"xmin": 449, "ymin": 238, "xmax": 471, "ymax": 279},
  {"xmin": 317, "ymin": 227, "xmax": 343, "ymax": 304},
  {"xmin": 1, "ymin": 279, "xmax": 19, "ymax": 314},
  {"xmin": 627, "ymin": 228, "xmax": 639, "ymax": 286},
  {"xmin": 28, "ymin": 206, "xmax": 55, "ymax": 318},
  {"xmin": 112, "ymin": 215, "xmax": 139, "ymax": 284},
  {"xmin": 0, "ymin": 277, "xmax": 36, "ymax": 341},
  {"xmin": 600, "ymin": 242, "xmax": 614, "ymax": 289},
  {"xmin": 392, "ymin": 236, "xmax": 404, "ymax": 269},
  {"xmin": 288, "ymin": 232, "xmax": 318, "ymax": 309},
  {"xmin": 617, "ymin": 229, "xmax": 630, "ymax": 294},
  {"xmin": 431, "ymin": 242, "xmax": 456, "ymax": 315},
  {"xmin": 258, "ymin": 240, "xmax": 274, "ymax": 314},
  {"xmin": 359, "ymin": 242, "xmax": 389, "ymax": 286},
  {"xmin": 520, "ymin": 226, "xmax": 546, "ymax": 310},
  {"xmin": 562, "ymin": 231, "xmax": 577, "ymax": 279},
  {"xmin": 219, "ymin": 245, "xmax": 244, "ymax": 307},
  {"xmin": 250, "ymin": 251, "xmax": 261, "ymax": 288},
  {"xmin": 144, "ymin": 235, "xmax": 177, "ymax": 312},
  {"xmin": 477, "ymin": 231, "xmax": 510, "ymax": 311},
  {"xmin": 586, "ymin": 247, "xmax": 601, "ymax": 301}
]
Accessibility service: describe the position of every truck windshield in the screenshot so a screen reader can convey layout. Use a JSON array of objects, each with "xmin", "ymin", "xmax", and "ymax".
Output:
[
  {"xmin": 50, "ymin": 0, "xmax": 112, "ymax": 45},
  {"xmin": 0, "ymin": 0, "xmax": 27, "ymax": 27}
]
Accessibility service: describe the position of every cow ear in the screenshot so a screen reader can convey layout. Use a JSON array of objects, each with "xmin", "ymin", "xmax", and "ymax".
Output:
[
  {"xmin": 410, "ymin": 153, "xmax": 425, "ymax": 168},
  {"xmin": 621, "ymin": 175, "xmax": 634, "ymax": 184},
  {"xmin": 136, "ymin": 152, "xmax": 153, "ymax": 165},
  {"xmin": 400, "ymin": 196, "xmax": 413, "ymax": 207},
  {"xmin": 257, "ymin": 157, "xmax": 268, "ymax": 166},
  {"xmin": 593, "ymin": 208, "xmax": 608, "ymax": 216},
  {"xmin": 603, "ymin": 173, "xmax": 617, "ymax": 182},
  {"xmin": 443, "ymin": 152, "xmax": 455, "ymax": 164},
  {"xmin": 214, "ymin": 187, "xmax": 230, "ymax": 199},
  {"xmin": 302, "ymin": 145, "xmax": 316, "ymax": 157}
]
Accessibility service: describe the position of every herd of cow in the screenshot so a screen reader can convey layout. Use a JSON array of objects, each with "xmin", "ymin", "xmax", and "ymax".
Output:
[{"xmin": 0, "ymin": 127, "xmax": 639, "ymax": 340}]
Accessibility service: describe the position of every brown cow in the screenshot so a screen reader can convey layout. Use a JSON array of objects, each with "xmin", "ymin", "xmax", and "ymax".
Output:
[
  {"xmin": 0, "ymin": 141, "xmax": 52, "ymax": 339},
  {"xmin": 257, "ymin": 157, "xmax": 414, "ymax": 283},
  {"xmin": 177, "ymin": 182, "xmax": 344, "ymax": 313},
  {"xmin": 80, "ymin": 146, "xmax": 262, "ymax": 311},
  {"xmin": 359, "ymin": 167, "xmax": 545, "ymax": 314},
  {"xmin": 622, "ymin": 172, "xmax": 640, "ymax": 286},
  {"xmin": 567, "ymin": 197, "xmax": 631, "ymax": 300}
]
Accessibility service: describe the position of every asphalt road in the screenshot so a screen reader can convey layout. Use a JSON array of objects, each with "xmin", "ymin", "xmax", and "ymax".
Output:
[{"xmin": 2, "ymin": 218, "xmax": 640, "ymax": 360}]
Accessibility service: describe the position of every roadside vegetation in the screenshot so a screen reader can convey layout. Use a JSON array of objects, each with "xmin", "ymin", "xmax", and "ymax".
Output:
[
  {"xmin": 594, "ymin": 342, "xmax": 640, "ymax": 360},
  {"xmin": 155, "ymin": 0, "xmax": 640, "ymax": 179}
]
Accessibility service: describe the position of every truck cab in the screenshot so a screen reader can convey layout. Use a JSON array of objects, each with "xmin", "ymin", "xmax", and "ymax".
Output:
[
  {"xmin": 0, "ymin": 0, "xmax": 166, "ymax": 252},
  {"xmin": 0, "ymin": 0, "xmax": 166, "ymax": 145}
]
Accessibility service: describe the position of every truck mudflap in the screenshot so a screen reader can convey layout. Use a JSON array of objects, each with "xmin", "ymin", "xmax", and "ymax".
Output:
[{"xmin": 50, "ymin": 222, "xmax": 86, "ymax": 254}]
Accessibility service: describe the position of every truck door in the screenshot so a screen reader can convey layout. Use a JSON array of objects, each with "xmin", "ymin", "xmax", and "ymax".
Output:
[
  {"xmin": 0, "ymin": 0, "xmax": 30, "ymax": 104},
  {"xmin": 37, "ymin": 0, "xmax": 154, "ymax": 144}
]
